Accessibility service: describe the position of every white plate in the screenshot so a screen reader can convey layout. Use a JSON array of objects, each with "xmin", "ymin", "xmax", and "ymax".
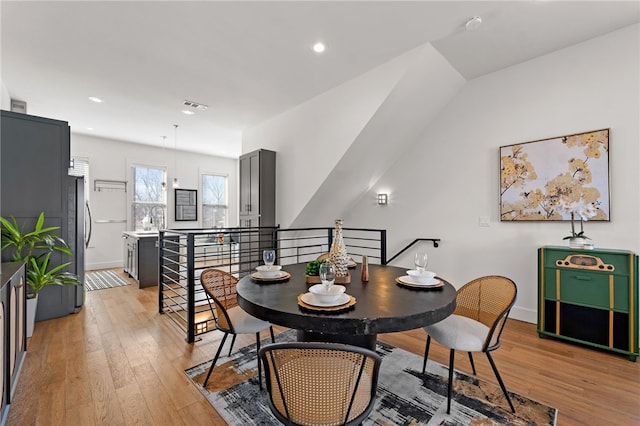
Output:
[
  {"xmin": 398, "ymin": 275, "xmax": 440, "ymax": 286},
  {"xmin": 301, "ymin": 292, "xmax": 350, "ymax": 307},
  {"xmin": 251, "ymin": 271, "xmax": 288, "ymax": 279}
]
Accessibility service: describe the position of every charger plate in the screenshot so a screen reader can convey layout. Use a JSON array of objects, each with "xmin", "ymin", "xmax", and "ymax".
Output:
[
  {"xmin": 250, "ymin": 271, "xmax": 291, "ymax": 282},
  {"xmin": 297, "ymin": 293, "xmax": 356, "ymax": 312},
  {"xmin": 395, "ymin": 276, "xmax": 444, "ymax": 289}
]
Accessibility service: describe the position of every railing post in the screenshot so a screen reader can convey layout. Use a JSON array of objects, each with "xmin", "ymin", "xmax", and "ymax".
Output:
[
  {"xmin": 327, "ymin": 227, "xmax": 333, "ymax": 251},
  {"xmin": 380, "ymin": 229, "xmax": 387, "ymax": 265},
  {"xmin": 186, "ymin": 233, "xmax": 195, "ymax": 343},
  {"xmin": 158, "ymin": 230, "xmax": 164, "ymax": 313}
]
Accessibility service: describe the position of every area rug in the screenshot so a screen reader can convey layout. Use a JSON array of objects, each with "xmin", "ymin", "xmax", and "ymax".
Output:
[
  {"xmin": 185, "ymin": 330, "xmax": 557, "ymax": 425},
  {"xmin": 85, "ymin": 270, "xmax": 130, "ymax": 291}
]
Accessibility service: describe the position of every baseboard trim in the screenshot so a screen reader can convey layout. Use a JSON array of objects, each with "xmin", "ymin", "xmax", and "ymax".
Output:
[
  {"xmin": 510, "ymin": 306, "xmax": 536, "ymax": 324},
  {"xmin": 86, "ymin": 261, "xmax": 122, "ymax": 271}
]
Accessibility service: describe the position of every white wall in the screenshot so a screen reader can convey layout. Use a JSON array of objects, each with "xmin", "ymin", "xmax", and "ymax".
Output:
[
  {"xmin": 244, "ymin": 24, "xmax": 640, "ymax": 324},
  {"xmin": 0, "ymin": 80, "xmax": 10, "ymax": 110},
  {"xmin": 243, "ymin": 46, "xmax": 431, "ymax": 228},
  {"xmin": 352, "ymin": 24, "xmax": 640, "ymax": 322},
  {"xmin": 291, "ymin": 44, "xmax": 465, "ymax": 227},
  {"xmin": 72, "ymin": 133, "xmax": 238, "ymax": 270}
]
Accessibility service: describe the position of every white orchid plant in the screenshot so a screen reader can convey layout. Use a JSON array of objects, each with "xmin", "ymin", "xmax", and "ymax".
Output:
[{"xmin": 560, "ymin": 199, "xmax": 597, "ymax": 241}]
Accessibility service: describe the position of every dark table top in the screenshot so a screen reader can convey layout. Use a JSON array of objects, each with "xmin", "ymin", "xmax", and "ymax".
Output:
[{"xmin": 237, "ymin": 263, "xmax": 456, "ymax": 336}]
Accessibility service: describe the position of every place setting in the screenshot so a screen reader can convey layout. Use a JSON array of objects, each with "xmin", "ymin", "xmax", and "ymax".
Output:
[
  {"xmin": 396, "ymin": 252, "xmax": 444, "ymax": 290},
  {"xmin": 250, "ymin": 249, "xmax": 291, "ymax": 282},
  {"xmin": 298, "ymin": 263, "xmax": 356, "ymax": 312}
]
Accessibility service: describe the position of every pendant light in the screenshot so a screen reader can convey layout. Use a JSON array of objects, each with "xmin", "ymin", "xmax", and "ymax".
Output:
[
  {"xmin": 172, "ymin": 124, "xmax": 180, "ymax": 189},
  {"xmin": 161, "ymin": 135, "xmax": 167, "ymax": 191}
]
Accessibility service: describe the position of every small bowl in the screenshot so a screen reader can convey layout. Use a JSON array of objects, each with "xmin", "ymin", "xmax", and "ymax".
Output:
[
  {"xmin": 406, "ymin": 270, "xmax": 436, "ymax": 284},
  {"xmin": 309, "ymin": 284, "xmax": 346, "ymax": 303},
  {"xmin": 256, "ymin": 265, "xmax": 282, "ymax": 278}
]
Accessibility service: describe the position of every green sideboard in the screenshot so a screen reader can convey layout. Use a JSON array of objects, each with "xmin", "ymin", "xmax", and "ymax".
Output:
[{"xmin": 538, "ymin": 246, "xmax": 638, "ymax": 361}]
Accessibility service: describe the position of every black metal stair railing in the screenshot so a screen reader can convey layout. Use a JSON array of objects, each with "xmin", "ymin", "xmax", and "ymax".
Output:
[
  {"xmin": 385, "ymin": 238, "xmax": 441, "ymax": 265},
  {"xmin": 275, "ymin": 227, "xmax": 387, "ymax": 266},
  {"xmin": 158, "ymin": 225, "xmax": 388, "ymax": 343},
  {"xmin": 158, "ymin": 226, "xmax": 439, "ymax": 342}
]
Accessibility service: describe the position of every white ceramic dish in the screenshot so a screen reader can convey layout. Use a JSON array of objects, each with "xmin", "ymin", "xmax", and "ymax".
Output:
[
  {"xmin": 406, "ymin": 270, "xmax": 437, "ymax": 284},
  {"xmin": 301, "ymin": 292, "xmax": 350, "ymax": 307},
  {"xmin": 399, "ymin": 275, "xmax": 440, "ymax": 286},
  {"xmin": 256, "ymin": 265, "xmax": 282, "ymax": 278},
  {"xmin": 308, "ymin": 284, "xmax": 346, "ymax": 303}
]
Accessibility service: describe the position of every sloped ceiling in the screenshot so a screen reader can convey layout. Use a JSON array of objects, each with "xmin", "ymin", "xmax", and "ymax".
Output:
[{"xmin": 1, "ymin": 1, "xmax": 638, "ymax": 158}]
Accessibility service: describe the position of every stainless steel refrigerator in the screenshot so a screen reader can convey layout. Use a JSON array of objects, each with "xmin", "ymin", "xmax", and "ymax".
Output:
[{"xmin": 68, "ymin": 176, "xmax": 86, "ymax": 311}]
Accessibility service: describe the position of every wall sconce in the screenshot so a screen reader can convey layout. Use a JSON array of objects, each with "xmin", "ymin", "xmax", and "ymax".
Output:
[{"xmin": 377, "ymin": 193, "xmax": 388, "ymax": 206}]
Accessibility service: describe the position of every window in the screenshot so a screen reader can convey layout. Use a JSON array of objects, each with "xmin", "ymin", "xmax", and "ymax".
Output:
[
  {"xmin": 132, "ymin": 165, "xmax": 166, "ymax": 230},
  {"xmin": 70, "ymin": 157, "xmax": 90, "ymax": 200},
  {"xmin": 202, "ymin": 174, "xmax": 227, "ymax": 228},
  {"xmin": 70, "ymin": 157, "xmax": 89, "ymax": 178}
]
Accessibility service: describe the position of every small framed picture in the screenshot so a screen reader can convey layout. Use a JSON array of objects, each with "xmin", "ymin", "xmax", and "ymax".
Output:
[{"xmin": 175, "ymin": 189, "xmax": 197, "ymax": 221}]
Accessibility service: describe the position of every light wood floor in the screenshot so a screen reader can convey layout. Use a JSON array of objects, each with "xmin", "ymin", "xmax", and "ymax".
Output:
[{"xmin": 7, "ymin": 270, "xmax": 640, "ymax": 425}]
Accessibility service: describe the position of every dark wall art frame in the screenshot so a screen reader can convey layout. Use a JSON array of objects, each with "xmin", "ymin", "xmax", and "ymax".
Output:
[
  {"xmin": 175, "ymin": 188, "xmax": 197, "ymax": 221},
  {"xmin": 500, "ymin": 128, "xmax": 610, "ymax": 222}
]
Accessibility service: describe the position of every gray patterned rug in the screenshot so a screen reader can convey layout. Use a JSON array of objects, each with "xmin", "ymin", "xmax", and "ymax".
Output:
[
  {"xmin": 185, "ymin": 330, "xmax": 557, "ymax": 425},
  {"xmin": 85, "ymin": 270, "xmax": 130, "ymax": 291}
]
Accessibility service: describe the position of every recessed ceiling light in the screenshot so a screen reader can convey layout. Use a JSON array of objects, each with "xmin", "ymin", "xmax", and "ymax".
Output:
[
  {"xmin": 312, "ymin": 42, "xmax": 326, "ymax": 53},
  {"xmin": 88, "ymin": 96, "xmax": 103, "ymax": 103},
  {"xmin": 86, "ymin": 127, "xmax": 93, "ymax": 131},
  {"xmin": 182, "ymin": 110, "xmax": 195, "ymax": 115}
]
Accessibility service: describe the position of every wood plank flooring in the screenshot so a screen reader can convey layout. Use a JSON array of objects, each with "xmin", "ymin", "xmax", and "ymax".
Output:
[{"xmin": 7, "ymin": 270, "xmax": 640, "ymax": 425}]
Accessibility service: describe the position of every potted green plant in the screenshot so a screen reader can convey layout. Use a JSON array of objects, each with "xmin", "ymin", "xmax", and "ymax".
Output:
[{"xmin": 0, "ymin": 212, "xmax": 81, "ymax": 336}]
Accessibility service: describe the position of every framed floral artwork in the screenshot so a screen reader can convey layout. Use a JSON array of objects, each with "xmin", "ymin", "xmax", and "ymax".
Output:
[{"xmin": 500, "ymin": 129, "xmax": 610, "ymax": 221}]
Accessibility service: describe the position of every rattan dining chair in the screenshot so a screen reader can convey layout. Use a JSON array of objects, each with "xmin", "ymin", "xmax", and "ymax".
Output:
[
  {"xmin": 259, "ymin": 342, "xmax": 382, "ymax": 426},
  {"xmin": 422, "ymin": 275, "xmax": 517, "ymax": 414},
  {"xmin": 200, "ymin": 268, "xmax": 275, "ymax": 389}
]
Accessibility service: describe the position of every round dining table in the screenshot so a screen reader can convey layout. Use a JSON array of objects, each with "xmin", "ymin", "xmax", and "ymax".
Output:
[{"xmin": 236, "ymin": 262, "xmax": 457, "ymax": 349}]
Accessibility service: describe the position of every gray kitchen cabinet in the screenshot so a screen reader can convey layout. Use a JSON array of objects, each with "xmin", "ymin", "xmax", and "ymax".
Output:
[
  {"xmin": 122, "ymin": 232, "xmax": 159, "ymax": 288},
  {"xmin": 1, "ymin": 262, "xmax": 27, "ymax": 424},
  {"xmin": 1, "ymin": 110, "xmax": 85, "ymax": 321},
  {"xmin": 239, "ymin": 149, "xmax": 276, "ymax": 227},
  {"xmin": 238, "ymin": 149, "xmax": 276, "ymax": 270}
]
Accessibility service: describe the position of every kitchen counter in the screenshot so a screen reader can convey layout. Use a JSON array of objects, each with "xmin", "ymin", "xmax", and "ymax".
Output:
[
  {"xmin": 122, "ymin": 230, "xmax": 159, "ymax": 239},
  {"xmin": 122, "ymin": 231, "xmax": 159, "ymax": 288}
]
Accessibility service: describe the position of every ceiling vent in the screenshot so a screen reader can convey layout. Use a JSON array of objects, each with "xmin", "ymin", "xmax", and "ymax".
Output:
[{"xmin": 183, "ymin": 100, "xmax": 208, "ymax": 111}]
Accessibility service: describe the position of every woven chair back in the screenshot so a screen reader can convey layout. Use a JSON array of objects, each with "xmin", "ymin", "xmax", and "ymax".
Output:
[
  {"xmin": 260, "ymin": 342, "xmax": 382, "ymax": 426},
  {"xmin": 200, "ymin": 269, "xmax": 239, "ymax": 332},
  {"xmin": 454, "ymin": 275, "xmax": 517, "ymax": 351}
]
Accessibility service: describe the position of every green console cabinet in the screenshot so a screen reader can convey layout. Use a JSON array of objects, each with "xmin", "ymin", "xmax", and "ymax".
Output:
[{"xmin": 538, "ymin": 246, "xmax": 638, "ymax": 361}]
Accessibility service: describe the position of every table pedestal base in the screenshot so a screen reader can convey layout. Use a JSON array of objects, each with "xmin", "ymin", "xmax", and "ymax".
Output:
[{"xmin": 297, "ymin": 330, "xmax": 377, "ymax": 350}]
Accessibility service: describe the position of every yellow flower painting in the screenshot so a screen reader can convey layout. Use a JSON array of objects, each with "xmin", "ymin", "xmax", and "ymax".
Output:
[{"xmin": 500, "ymin": 129, "xmax": 610, "ymax": 221}]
